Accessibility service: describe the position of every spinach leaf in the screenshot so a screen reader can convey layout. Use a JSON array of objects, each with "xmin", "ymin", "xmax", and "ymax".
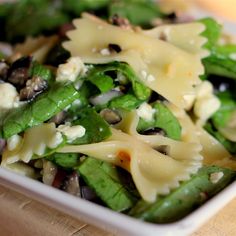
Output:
[
  {"xmin": 109, "ymin": 0, "xmax": 164, "ymax": 27},
  {"xmin": 203, "ymin": 53, "xmax": 236, "ymax": 79},
  {"xmin": 72, "ymin": 107, "xmax": 111, "ymax": 144},
  {"xmin": 1, "ymin": 82, "xmax": 80, "ymax": 138},
  {"xmin": 46, "ymin": 152, "xmax": 80, "ymax": 169},
  {"xmin": 63, "ymin": 0, "xmax": 109, "ymax": 15},
  {"xmin": 199, "ymin": 17, "xmax": 222, "ymax": 50},
  {"xmin": 137, "ymin": 101, "xmax": 182, "ymax": 140},
  {"xmin": 109, "ymin": 94, "xmax": 143, "ymax": 111},
  {"xmin": 129, "ymin": 166, "xmax": 236, "ymax": 223},
  {"xmin": 87, "ymin": 62, "xmax": 151, "ymax": 100},
  {"xmin": 212, "ymin": 91, "xmax": 236, "ymax": 129},
  {"xmin": 29, "ymin": 60, "xmax": 54, "ymax": 85},
  {"xmin": 77, "ymin": 157, "xmax": 137, "ymax": 212}
]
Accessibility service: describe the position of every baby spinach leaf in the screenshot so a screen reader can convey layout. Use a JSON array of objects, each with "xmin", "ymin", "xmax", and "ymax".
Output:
[
  {"xmin": 129, "ymin": 166, "xmax": 236, "ymax": 223},
  {"xmin": 109, "ymin": 0, "xmax": 164, "ymax": 27},
  {"xmin": 77, "ymin": 157, "xmax": 137, "ymax": 212},
  {"xmin": 1, "ymin": 82, "xmax": 80, "ymax": 138},
  {"xmin": 72, "ymin": 108, "xmax": 111, "ymax": 144},
  {"xmin": 109, "ymin": 94, "xmax": 143, "ymax": 111},
  {"xmin": 46, "ymin": 152, "xmax": 80, "ymax": 169},
  {"xmin": 137, "ymin": 101, "xmax": 181, "ymax": 140},
  {"xmin": 199, "ymin": 17, "xmax": 222, "ymax": 50}
]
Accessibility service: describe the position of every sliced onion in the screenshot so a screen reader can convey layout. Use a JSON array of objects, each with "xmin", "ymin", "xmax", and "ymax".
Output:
[{"xmin": 89, "ymin": 89, "xmax": 123, "ymax": 106}]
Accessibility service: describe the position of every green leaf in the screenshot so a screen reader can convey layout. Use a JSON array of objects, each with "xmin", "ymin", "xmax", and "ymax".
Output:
[
  {"xmin": 29, "ymin": 60, "xmax": 54, "ymax": 84},
  {"xmin": 77, "ymin": 157, "xmax": 137, "ymax": 212},
  {"xmin": 109, "ymin": 0, "xmax": 164, "ymax": 27},
  {"xmin": 203, "ymin": 54, "xmax": 236, "ymax": 79},
  {"xmin": 87, "ymin": 62, "xmax": 151, "ymax": 100},
  {"xmin": 63, "ymin": 0, "xmax": 109, "ymax": 15},
  {"xmin": 109, "ymin": 94, "xmax": 143, "ymax": 111},
  {"xmin": 46, "ymin": 152, "xmax": 80, "ymax": 169},
  {"xmin": 137, "ymin": 101, "xmax": 182, "ymax": 140},
  {"xmin": 88, "ymin": 74, "xmax": 114, "ymax": 93},
  {"xmin": 72, "ymin": 107, "xmax": 111, "ymax": 144},
  {"xmin": 199, "ymin": 17, "xmax": 222, "ymax": 49},
  {"xmin": 5, "ymin": 0, "xmax": 69, "ymax": 41},
  {"xmin": 129, "ymin": 166, "xmax": 236, "ymax": 223},
  {"xmin": 212, "ymin": 91, "xmax": 236, "ymax": 129},
  {"xmin": 1, "ymin": 82, "xmax": 80, "ymax": 138}
]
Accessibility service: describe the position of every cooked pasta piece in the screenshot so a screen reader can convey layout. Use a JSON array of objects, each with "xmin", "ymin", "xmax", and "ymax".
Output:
[
  {"xmin": 1, "ymin": 123, "xmax": 63, "ymax": 165},
  {"xmin": 168, "ymin": 103, "xmax": 236, "ymax": 170},
  {"xmin": 59, "ymin": 126, "xmax": 202, "ymax": 202},
  {"xmin": 13, "ymin": 35, "xmax": 58, "ymax": 63},
  {"xmin": 63, "ymin": 13, "xmax": 206, "ymax": 108}
]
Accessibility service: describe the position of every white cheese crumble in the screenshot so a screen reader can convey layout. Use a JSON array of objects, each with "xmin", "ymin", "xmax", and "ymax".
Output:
[
  {"xmin": 7, "ymin": 134, "xmax": 22, "ymax": 151},
  {"xmin": 141, "ymin": 70, "xmax": 155, "ymax": 82},
  {"xmin": 57, "ymin": 124, "xmax": 86, "ymax": 142},
  {"xmin": 56, "ymin": 57, "xmax": 87, "ymax": 82},
  {"xmin": 186, "ymin": 81, "xmax": 221, "ymax": 124},
  {"xmin": 146, "ymin": 74, "xmax": 155, "ymax": 82},
  {"xmin": 210, "ymin": 172, "xmax": 224, "ymax": 184},
  {"xmin": 194, "ymin": 96, "xmax": 221, "ymax": 123},
  {"xmin": 100, "ymin": 48, "xmax": 110, "ymax": 56},
  {"xmin": 136, "ymin": 102, "xmax": 155, "ymax": 121},
  {"xmin": 141, "ymin": 70, "xmax": 147, "ymax": 79},
  {"xmin": 47, "ymin": 131, "xmax": 63, "ymax": 149},
  {"xmin": 0, "ymin": 83, "xmax": 19, "ymax": 111}
]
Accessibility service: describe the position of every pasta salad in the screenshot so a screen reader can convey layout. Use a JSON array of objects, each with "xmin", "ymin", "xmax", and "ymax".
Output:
[{"xmin": 0, "ymin": 0, "xmax": 236, "ymax": 224}]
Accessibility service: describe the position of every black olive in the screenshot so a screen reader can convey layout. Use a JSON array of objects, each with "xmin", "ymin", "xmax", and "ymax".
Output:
[
  {"xmin": 19, "ymin": 76, "xmax": 47, "ymax": 101},
  {"xmin": 108, "ymin": 43, "xmax": 122, "ymax": 53},
  {"xmin": 100, "ymin": 108, "xmax": 122, "ymax": 124},
  {"xmin": 140, "ymin": 127, "xmax": 166, "ymax": 136}
]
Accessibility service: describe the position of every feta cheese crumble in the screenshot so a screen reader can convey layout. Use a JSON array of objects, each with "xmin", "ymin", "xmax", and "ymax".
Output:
[
  {"xmin": 57, "ymin": 124, "xmax": 86, "ymax": 142},
  {"xmin": 56, "ymin": 57, "xmax": 87, "ymax": 82},
  {"xmin": 210, "ymin": 172, "xmax": 224, "ymax": 184},
  {"xmin": 0, "ymin": 83, "xmax": 19, "ymax": 111},
  {"xmin": 136, "ymin": 102, "xmax": 155, "ymax": 121},
  {"xmin": 47, "ymin": 131, "xmax": 63, "ymax": 149},
  {"xmin": 7, "ymin": 134, "xmax": 22, "ymax": 151},
  {"xmin": 100, "ymin": 48, "xmax": 110, "ymax": 55},
  {"xmin": 184, "ymin": 81, "xmax": 221, "ymax": 124}
]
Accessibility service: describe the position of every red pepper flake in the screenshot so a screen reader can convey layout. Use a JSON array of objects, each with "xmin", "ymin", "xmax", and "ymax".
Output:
[{"xmin": 117, "ymin": 150, "xmax": 131, "ymax": 170}]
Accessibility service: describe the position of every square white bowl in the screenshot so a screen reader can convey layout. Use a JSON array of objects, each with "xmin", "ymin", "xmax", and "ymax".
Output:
[{"xmin": 1, "ymin": 167, "xmax": 236, "ymax": 236}]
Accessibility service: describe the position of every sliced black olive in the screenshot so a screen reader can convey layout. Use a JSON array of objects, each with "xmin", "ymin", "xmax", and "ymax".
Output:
[
  {"xmin": 7, "ymin": 56, "xmax": 32, "ymax": 87},
  {"xmin": 110, "ymin": 14, "xmax": 131, "ymax": 29},
  {"xmin": 140, "ymin": 127, "xmax": 166, "ymax": 136},
  {"xmin": 81, "ymin": 186, "xmax": 97, "ymax": 201},
  {"xmin": 19, "ymin": 76, "xmax": 47, "ymax": 101},
  {"xmin": 108, "ymin": 43, "xmax": 122, "ymax": 53},
  {"xmin": 100, "ymin": 108, "xmax": 122, "ymax": 124},
  {"xmin": 62, "ymin": 172, "xmax": 81, "ymax": 197}
]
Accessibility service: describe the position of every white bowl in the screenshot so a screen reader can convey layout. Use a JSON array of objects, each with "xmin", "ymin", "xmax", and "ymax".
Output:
[{"xmin": 0, "ymin": 167, "xmax": 236, "ymax": 236}]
